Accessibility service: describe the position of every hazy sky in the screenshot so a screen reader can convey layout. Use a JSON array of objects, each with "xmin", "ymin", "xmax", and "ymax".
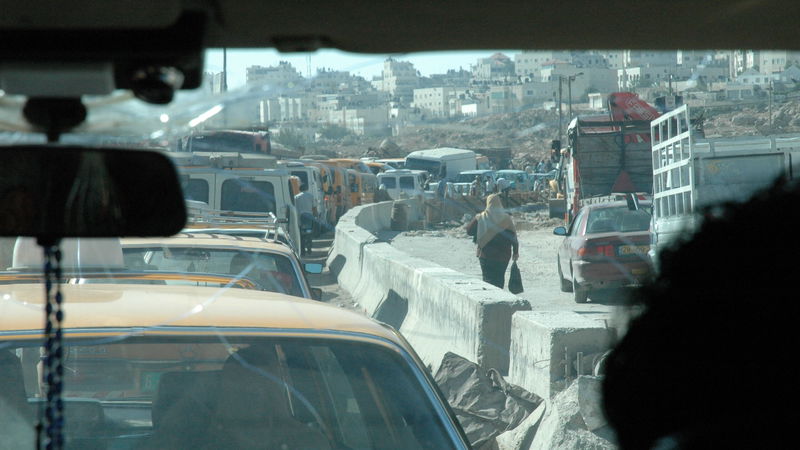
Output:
[{"xmin": 205, "ymin": 49, "xmax": 510, "ymax": 88}]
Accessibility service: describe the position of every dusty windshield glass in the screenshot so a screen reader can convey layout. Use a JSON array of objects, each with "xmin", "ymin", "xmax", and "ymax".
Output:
[{"xmin": 2, "ymin": 47, "xmax": 799, "ymax": 449}]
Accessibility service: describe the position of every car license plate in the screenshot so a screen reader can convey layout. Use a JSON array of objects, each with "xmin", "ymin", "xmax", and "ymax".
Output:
[{"xmin": 618, "ymin": 245, "xmax": 649, "ymax": 256}]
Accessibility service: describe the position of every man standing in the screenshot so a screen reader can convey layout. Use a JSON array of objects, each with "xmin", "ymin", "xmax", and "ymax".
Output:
[{"xmin": 294, "ymin": 184, "xmax": 316, "ymax": 256}]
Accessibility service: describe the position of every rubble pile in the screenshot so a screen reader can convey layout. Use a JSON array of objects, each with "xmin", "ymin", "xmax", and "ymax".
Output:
[
  {"xmin": 513, "ymin": 210, "xmax": 563, "ymax": 231},
  {"xmin": 703, "ymin": 99, "xmax": 800, "ymax": 137},
  {"xmin": 495, "ymin": 376, "xmax": 616, "ymax": 450}
]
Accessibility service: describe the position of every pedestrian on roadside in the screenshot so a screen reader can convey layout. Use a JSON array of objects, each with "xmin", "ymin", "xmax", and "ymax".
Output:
[
  {"xmin": 497, "ymin": 177, "xmax": 512, "ymax": 205},
  {"xmin": 465, "ymin": 193, "xmax": 519, "ymax": 289},
  {"xmin": 294, "ymin": 184, "xmax": 316, "ymax": 256},
  {"xmin": 470, "ymin": 176, "xmax": 480, "ymax": 197},
  {"xmin": 437, "ymin": 178, "xmax": 446, "ymax": 199}
]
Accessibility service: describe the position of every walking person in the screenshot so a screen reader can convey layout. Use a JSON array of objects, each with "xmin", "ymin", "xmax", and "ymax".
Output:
[
  {"xmin": 294, "ymin": 184, "xmax": 316, "ymax": 256},
  {"xmin": 465, "ymin": 194, "xmax": 519, "ymax": 289}
]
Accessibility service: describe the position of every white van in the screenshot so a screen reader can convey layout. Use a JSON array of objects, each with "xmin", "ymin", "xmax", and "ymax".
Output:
[
  {"xmin": 171, "ymin": 152, "xmax": 301, "ymax": 250},
  {"xmin": 377, "ymin": 169, "xmax": 427, "ymax": 200},
  {"xmin": 404, "ymin": 147, "xmax": 476, "ymax": 181},
  {"xmin": 279, "ymin": 161, "xmax": 327, "ymax": 228}
]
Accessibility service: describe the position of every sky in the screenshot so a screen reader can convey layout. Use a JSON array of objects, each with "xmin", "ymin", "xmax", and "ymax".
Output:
[{"xmin": 205, "ymin": 49, "xmax": 510, "ymax": 89}]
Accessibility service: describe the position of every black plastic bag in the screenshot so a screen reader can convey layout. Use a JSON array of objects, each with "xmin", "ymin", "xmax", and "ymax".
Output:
[{"xmin": 508, "ymin": 262, "xmax": 523, "ymax": 294}]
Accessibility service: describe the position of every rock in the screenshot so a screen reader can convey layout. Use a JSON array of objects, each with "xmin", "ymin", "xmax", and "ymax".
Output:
[
  {"xmin": 496, "ymin": 402, "xmax": 547, "ymax": 450},
  {"xmin": 504, "ymin": 377, "xmax": 617, "ymax": 450}
]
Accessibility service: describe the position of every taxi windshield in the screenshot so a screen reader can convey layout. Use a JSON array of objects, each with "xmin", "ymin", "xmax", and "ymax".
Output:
[{"xmin": 1, "ymin": 46, "xmax": 797, "ymax": 449}]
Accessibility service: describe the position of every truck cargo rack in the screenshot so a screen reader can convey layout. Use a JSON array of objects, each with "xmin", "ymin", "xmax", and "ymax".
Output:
[{"xmin": 184, "ymin": 205, "xmax": 295, "ymax": 250}]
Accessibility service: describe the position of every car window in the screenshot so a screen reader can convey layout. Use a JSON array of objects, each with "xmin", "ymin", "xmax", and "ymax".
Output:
[
  {"xmin": 182, "ymin": 178, "xmax": 210, "ymax": 203},
  {"xmin": 585, "ymin": 207, "xmax": 651, "ymax": 234},
  {"xmin": 122, "ymin": 247, "xmax": 304, "ymax": 297},
  {"xmin": 380, "ymin": 177, "xmax": 397, "ymax": 189},
  {"xmin": 220, "ymin": 179, "xmax": 276, "ymax": 213},
  {"xmin": 290, "ymin": 170, "xmax": 310, "ymax": 187}
]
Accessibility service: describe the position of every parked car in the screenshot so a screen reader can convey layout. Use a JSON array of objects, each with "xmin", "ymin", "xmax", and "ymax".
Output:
[
  {"xmin": 0, "ymin": 283, "xmax": 470, "ymax": 449},
  {"xmin": 553, "ymin": 201, "xmax": 653, "ymax": 303},
  {"xmin": 495, "ymin": 169, "xmax": 531, "ymax": 191},
  {"xmin": 120, "ymin": 234, "xmax": 323, "ymax": 300}
]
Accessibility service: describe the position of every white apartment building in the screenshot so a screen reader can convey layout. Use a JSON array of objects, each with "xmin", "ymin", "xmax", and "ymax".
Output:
[
  {"xmin": 328, "ymin": 106, "xmax": 390, "ymax": 136},
  {"xmin": 514, "ymin": 50, "xmax": 571, "ymax": 77},
  {"xmin": 246, "ymin": 62, "xmax": 303, "ymax": 87},
  {"xmin": 412, "ymin": 87, "xmax": 458, "ymax": 118},
  {"xmin": 472, "ymin": 53, "xmax": 516, "ymax": 81},
  {"xmin": 380, "ymin": 58, "xmax": 419, "ymax": 102},
  {"xmin": 618, "ymin": 66, "xmax": 691, "ymax": 90},
  {"xmin": 758, "ymin": 50, "xmax": 800, "ymax": 74}
]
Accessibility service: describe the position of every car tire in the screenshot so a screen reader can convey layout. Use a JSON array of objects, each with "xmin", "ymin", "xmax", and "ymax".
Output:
[
  {"xmin": 573, "ymin": 276, "xmax": 589, "ymax": 303},
  {"xmin": 558, "ymin": 257, "xmax": 572, "ymax": 292}
]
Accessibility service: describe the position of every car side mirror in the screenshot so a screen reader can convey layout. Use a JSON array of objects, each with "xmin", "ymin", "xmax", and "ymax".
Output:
[
  {"xmin": 553, "ymin": 226, "xmax": 567, "ymax": 236},
  {"xmin": 310, "ymin": 287, "xmax": 323, "ymax": 301},
  {"xmin": 304, "ymin": 263, "xmax": 323, "ymax": 274}
]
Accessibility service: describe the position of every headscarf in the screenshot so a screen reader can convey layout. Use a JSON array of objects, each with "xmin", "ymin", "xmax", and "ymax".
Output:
[{"xmin": 476, "ymin": 193, "xmax": 515, "ymax": 249}]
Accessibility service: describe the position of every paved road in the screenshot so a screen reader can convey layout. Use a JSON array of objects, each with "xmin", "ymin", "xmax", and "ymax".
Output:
[
  {"xmin": 384, "ymin": 224, "xmax": 636, "ymax": 328},
  {"xmin": 301, "ymin": 232, "xmax": 363, "ymax": 312}
]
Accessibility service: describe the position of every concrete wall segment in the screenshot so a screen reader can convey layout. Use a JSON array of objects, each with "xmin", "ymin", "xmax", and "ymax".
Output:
[{"xmin": 328, "ymin": 199, "xmax": 530, "ymax": 375}]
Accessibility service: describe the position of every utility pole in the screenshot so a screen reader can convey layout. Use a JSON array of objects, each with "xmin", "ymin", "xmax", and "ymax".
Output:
[
  {"xmin": 222, "ymin": 47, "xmax": 228, "ymax": 92},
  {"xmin": 567, "ymin": 72, "xmax": 584, "ymax": 121},
  {"xmin": 558, "ymin": 77, "xmax": 563, "ymax": 145},
  {"xmin": 768, "ymin": 78, "xmax": 773, "ymax": 128}
]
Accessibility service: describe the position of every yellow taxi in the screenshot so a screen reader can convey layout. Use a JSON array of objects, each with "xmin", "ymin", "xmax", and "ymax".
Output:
[
  {"xmin": 120, "ymin": 234, "xmax": 322, "ymax": 300},
  {"xmin": 0, "ymin": 284, "xmax": 469, "ymax": 449}
]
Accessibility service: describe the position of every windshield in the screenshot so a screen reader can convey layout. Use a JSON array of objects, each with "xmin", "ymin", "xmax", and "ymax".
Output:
[
  {"xmin": 2, "ymin": 45, "xmax": 797, "ymax": 450},
  {"xmin": 0, "ymin": 335, "xmax": 457, "ymax": 449},
  {"xmin": 121, "ymin": 247, "xmax": 304, "ymax": 297},
  {"xmin": 404, "ymin": 158, "xmax": 440, "ymax": 174}
]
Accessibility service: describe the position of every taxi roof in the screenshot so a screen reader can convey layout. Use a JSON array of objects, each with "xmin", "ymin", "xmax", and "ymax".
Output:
[
  {"xmin": 120, "ymin": 233, "xmax": 295, "ymax": 256},
  {"xmin": 0, "ymin": 284, "xmax": 395, "ymax": 341}
]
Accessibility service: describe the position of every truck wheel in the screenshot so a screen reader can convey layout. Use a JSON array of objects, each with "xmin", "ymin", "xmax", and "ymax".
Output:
[
  {"xmin": 558, "ymin": 257, "xmax": 572, "ymax": 292},
  {"xmin": 573, "ymin": 277, "xmax": 589, "ymax": 303}
]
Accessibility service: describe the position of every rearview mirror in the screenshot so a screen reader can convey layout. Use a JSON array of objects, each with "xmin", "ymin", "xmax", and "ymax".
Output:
[
  {"xmin": 553, "ymin": 226, "xmax": 567, "ymax": 236},
  {"xmin": 0, "ymin": 146, "xmax": 186, "ymax": 238}
]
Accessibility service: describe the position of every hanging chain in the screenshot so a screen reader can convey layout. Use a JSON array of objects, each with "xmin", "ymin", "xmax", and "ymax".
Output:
[{"xmin": 41, "ymin": 244, "xmax": 65, "ymax": 450}]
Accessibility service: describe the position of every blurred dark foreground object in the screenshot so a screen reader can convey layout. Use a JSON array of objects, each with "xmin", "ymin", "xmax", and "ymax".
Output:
[{"xmin": 603, "ymin": 177, "xmax": 800, "ymax": 449}]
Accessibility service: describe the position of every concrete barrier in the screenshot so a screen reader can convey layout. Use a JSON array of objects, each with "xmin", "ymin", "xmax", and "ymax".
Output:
[
  {"xmin": 328, "ymin": 198, "xmax": 530, "ymax": 374},
  {"xmin": 328, "ymin": 199, "xmax": 613, "ymax": 399},
  {"xmin": 509, "ymin": 311, "xmax": 613, "ymax": 399}
]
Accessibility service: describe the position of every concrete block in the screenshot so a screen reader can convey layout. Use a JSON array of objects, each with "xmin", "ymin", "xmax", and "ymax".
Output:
[
  {"xmin": 509, "ymin": 311, "xmax": 612, "ymax": 399},
  {"xmin": 327, "ymin": 200, "xmax": 529, "ymax": 375}
]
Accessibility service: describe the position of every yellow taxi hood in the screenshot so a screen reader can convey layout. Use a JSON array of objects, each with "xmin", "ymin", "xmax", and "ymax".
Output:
[{"xmin": 0, "ymin": 284, "xmax": 392, "ymax": 339}]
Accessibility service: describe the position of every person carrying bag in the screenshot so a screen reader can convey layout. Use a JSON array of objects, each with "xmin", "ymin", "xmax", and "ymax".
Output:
[{"xmin": 466, "ymin": 194, "xmax": 519, "ymax": 290}]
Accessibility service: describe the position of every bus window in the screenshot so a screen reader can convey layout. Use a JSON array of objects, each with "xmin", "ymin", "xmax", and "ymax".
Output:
[{"xmin": 399, "ymin": 176, "xmax": 415, "ymax": 190}]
